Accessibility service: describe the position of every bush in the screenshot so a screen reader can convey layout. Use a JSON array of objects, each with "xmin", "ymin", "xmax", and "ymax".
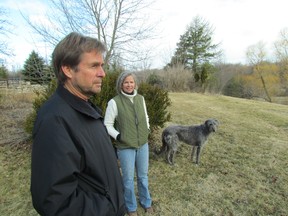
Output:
[
  {"xmin": 222, "ymin": 76, "xmax": 247, "ymax": 98},
  {"xmin": 91, "ymin": 71, "xmax": 120, "ymax": 114},
  {"xmin": 146, "ymin": 73, "xmax": 163, "ymax": 87},
  {"xmin": 25, "ymin": 71, "xmax": 172, "ymax": 143},
  {"xmin": 138, "ymin": 83, "xmax": 171, "ymax": 134},
  {"xmin": 24, "ymin": 79, "xmax": 57, "ymax": 135}
]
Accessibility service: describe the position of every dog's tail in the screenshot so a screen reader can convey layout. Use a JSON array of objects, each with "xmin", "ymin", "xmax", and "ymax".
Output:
[{"xmin": 154, "ymin": 132, "xmax": 168, "ymax": 155}]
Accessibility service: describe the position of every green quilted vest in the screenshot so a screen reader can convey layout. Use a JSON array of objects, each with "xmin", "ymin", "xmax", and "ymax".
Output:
[{"xmin": 113, "ymin": 94, "xmax": 149, "ymax": 149}]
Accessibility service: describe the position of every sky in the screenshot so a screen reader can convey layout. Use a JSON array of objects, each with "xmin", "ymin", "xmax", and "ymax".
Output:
[{"xmin": 1, "ymin": 0, "xmax": 288, "ymax": 71}]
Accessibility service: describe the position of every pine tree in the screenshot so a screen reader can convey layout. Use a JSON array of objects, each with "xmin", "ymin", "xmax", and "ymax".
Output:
[
  {"xmin": 22, "ymin": 50, "xmax": 51, "ymax": 84},
  {"xmin": 168, "ymin": 16, "xmax": 221, "ymax": 84},
  {"xmin": 0, "ymin": 65, "xmax": 9, "ymax": 79}
]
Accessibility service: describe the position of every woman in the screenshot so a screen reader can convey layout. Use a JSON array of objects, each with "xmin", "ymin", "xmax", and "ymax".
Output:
[{"xmin": 104, "ymin": 72, "xmax": 153, "ymax": 216}]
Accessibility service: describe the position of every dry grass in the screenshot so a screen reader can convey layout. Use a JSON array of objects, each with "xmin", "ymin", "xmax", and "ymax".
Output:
[
  {"xmin": 0, "ymin": 89, "xmax": 36, "ymax": 146},
  {"xmin": 149, "ymin": 93, "xmax": 288, "ymax": 216},
  {"xmin": 0, "ymin": 89, "xmax": 37, "ymax": 215},
  {"xmin": 0, "ymin": 91, "xmax": 288, "ymax": 216},
  {"xmin": 0, "ymin": 144, "xmax": 35, "ymax": 216}
]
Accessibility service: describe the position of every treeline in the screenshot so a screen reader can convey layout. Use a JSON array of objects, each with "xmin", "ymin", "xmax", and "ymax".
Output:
[
  {"xmin": 1, "ymin": 58, "xmax": 288, "ymax": 104},
  {"xmin": 136, "ymin": 62, "xmax": 287, "ymax": 104}
]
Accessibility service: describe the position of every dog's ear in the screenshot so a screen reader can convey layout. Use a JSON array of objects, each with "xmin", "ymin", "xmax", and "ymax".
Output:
[
  {"xmin": 213, "ymin": 119, "xmax": 220, "ymax": 125},
  {"xmin": 206, "ymin": 119, "xmax": 219, "ymax": 127}
]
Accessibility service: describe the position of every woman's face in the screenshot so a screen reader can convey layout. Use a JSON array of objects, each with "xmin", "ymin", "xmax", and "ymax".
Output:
[{"xmin": 122, "ymin": 75, "xmax": 135, "ymax": 94}]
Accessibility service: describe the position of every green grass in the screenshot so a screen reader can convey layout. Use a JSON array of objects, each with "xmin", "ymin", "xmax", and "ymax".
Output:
[{"xmin": 1, "ymin": 92, "xmax": 288, "ymax": 215}]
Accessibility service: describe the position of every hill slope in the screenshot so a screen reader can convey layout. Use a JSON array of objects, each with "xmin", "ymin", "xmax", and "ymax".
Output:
[
  {"xmin": 150, "ymin": 93, "xmax": 288, "ymax": 215},
  {"xmin": 0, "ymin": 92, "xmax": 287, "ymax": 215}
]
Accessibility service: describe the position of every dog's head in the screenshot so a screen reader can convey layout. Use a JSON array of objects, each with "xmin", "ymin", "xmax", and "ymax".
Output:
[{"xmin": 205, "ymin": 119, "xmax": 219, "ymax": 132}]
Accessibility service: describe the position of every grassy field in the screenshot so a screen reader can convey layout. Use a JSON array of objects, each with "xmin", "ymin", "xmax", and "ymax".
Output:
[{"xmin": 0, "ymin": 91, "xmax": 288, "ymax": 215}]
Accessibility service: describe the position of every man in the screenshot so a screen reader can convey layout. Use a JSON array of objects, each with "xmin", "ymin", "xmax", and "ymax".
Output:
[{"xmin": 31, "ymin": 32, "xmax": 126, "ymax": 216}]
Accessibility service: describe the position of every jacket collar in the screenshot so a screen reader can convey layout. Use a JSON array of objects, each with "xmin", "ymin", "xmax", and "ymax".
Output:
[{"xmin": 57, "ymin": 85, "xmax": 103, "ymax": 120}]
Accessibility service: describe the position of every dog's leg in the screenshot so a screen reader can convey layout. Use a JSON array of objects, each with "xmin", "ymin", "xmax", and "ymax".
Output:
[
  {"xmin": 191, "ymin": 146, "xmax": 196, "ymax": 162},
  {"xmin": 166, "ymin": 148, "xmax": 174, "ymax": 165},
  {"xmin": 170, "ymin": 138, "xmax": 179, "ymax": 165},
  {"xmin": 171, "ymin": 149, "xmax": 176, "ymax": 165},
  {"xmin": 156, "ymin": 133, "xmax": 169, "ymax": 156},
  {"xmin": 195, "ymin": 146, "xmax": 202, "ymax": 165}
]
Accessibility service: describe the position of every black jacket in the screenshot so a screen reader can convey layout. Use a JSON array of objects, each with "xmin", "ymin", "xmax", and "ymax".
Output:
[{"xmin": 31, "ymin": 85, "xmax": 126, "ymax": 216}]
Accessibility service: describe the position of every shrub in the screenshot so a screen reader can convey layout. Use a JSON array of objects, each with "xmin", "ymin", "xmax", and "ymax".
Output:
[
  {"xmin": 138, "ymin": 82, "xmax": 171, "ymax": 140},
  {"xmin": 91, "ymin": 71, "xmax": 120, "ymax": 114},
  {"xmin": 146, "ymin": 73, "xmax": 163, "ymax": 87},
  {"xmin": 24, "ymin": 79, "xmax": 57, "ymax": 135},
  {"xmin": 222, "ymin": 76, "xmax": 247, "ymax": 98},
  {"xmin": 25, "ymin": 71, "xmax": 172, "ymax": 143}
]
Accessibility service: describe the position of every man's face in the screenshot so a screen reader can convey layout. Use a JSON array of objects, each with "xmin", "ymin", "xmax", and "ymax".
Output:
[{"xmin": 67, "ymin": 51, "xmax": 106, "ymax": 97}]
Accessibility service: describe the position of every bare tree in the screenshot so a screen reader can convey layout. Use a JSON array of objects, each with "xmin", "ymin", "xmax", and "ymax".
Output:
[
  {"xmin": 274, "ymin": 28, "xmax": 288, "ymax": 93},
  {"xmin": 22, "ymin": 0, "xmax": 157, "ymax": 69},
  {"xmin": 246, "ymin": 41, "xmax": 272, "ymax": 102},
  {"xmin": 0, "ymin": 8, "xmax": 13, "ymax": 56},
  {"xmin": 274, "ymin": 28, "xmax": 288, "ymax": 61}
]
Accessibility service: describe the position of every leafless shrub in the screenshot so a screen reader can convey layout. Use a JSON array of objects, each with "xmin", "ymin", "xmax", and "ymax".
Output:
[{"xmin": 146, "ymin": 66, "xmax": 192, "ymax": 92}]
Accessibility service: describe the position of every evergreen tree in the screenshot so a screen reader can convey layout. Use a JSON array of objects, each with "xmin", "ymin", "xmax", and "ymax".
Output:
[
  {"xmin": 22, "ymin": 50, "xmax": 51, "ymax": 84},
  {"xmin": 168, "ymin": 16, "xmax": 221, "ymax": 84},
  {"xmin": 0, "ymin": 65, "xmax": 9, "ymax": 79}
]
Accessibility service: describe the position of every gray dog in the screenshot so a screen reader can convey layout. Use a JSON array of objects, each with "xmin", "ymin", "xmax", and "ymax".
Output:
[{"xmin": 155, "ymin": 119, "xmax": 219, "ymax": 165}]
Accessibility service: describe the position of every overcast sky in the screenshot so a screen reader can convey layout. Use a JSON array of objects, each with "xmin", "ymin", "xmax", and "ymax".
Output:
[{"xmin": 1, "ymin": 0, "xmax": 288, "ymax": 70}]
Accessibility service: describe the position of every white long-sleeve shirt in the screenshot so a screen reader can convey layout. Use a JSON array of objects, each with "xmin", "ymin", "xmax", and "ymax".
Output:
[{"xmin": 104, "ymin": 90, "xmax": 150, "ymax": 140}]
